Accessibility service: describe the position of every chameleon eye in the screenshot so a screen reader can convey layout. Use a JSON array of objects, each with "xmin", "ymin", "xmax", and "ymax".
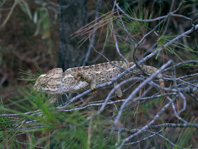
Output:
[{"xmin": 40, "ymin": 82, "xmax": 47, "ymax": 87}]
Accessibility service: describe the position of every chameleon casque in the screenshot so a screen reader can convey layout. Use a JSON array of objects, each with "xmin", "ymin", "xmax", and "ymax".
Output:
[{"xmin": 34, "ymin": 61, "xmax": 164, "ymax": 102}]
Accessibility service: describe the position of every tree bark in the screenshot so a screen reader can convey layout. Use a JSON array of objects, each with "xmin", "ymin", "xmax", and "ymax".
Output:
[{"xmin": 58, "ymin": 0, "xmax": 87, "ymax": 70}]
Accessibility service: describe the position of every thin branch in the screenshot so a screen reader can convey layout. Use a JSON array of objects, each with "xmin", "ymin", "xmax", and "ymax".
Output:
[
  {"xmin": 0, "ymin": 0, "xmax": 19, "ymax": 29},
  {"xmin": 114, "ymin": 60, "xmax": 173, "ymax": 125},
  {"xmin": 117, "ymin": 96, "xmax": 177, "ymax": 149},
  {"xmin": 82, "ymin": 0, "xmax": 102, "ymax": 65}
]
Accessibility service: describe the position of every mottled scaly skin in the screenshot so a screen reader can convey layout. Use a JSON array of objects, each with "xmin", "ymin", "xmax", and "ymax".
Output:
[{"xmin": 34, "ymin": 61, "xmax": 164, "ymax": 95}]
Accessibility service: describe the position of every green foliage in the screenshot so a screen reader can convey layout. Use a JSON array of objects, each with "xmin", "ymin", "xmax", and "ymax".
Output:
[
  {"xmin": 164, "ymin": 126, "xmax": 195, "ymax": 149},
  {"xmin": 113, "ymin": 6, "xmax": 152, "ymax": 57},
  {"xmin": 156, "ymin": 34, "xmax": 198, "ymax": 64},
  {"xmin": 1, "ymin": 0, "xmax": 57, "ymax": 39},
  {"xmin": 0, "ymin": 87, "xmax": 119, "ymax": 148},
  {"xmin": 17, "ymin": 70, "xmax": 38, "ymax": 82},
  {"xmin": 156, "ymin": 34, "xmax": 182, "ymax": 60},
  {"xmin": 19, "ymin": 0, "xmax": 32, "ymax": 20},
  {"xmin": 118, "ymin": 5, "xmax": 151, "ymax": 36},
  {"xmin": 33, "ymin": 7, "xmax": 51, "ymax": 39},
  {"xmin": 1, "ymin": 0, "xmax": 197, "ymax": 148},
  {"xmin": 173, "ymin": 127, "xmax": 195, "ymax": 149},
  {"xmin": 19, "ymin": 0, "xmax": 52, "ymax": 39},
  {"xmin": 0, "ymin": 104, "xmax": 13, "ymax": 130},
  {"xmin": 1, "ymin": 84, "xmax": 197, "ymax": 148}
]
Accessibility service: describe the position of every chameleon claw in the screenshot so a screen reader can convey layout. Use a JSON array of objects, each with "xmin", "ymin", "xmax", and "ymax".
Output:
[{"xmin": 90, "ymin": 84, "xmax": 96, "ymax": 91}]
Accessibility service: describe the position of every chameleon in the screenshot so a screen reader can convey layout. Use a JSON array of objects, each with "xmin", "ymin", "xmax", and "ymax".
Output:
[{"xmin": 34, "ymin": 61, "xmax": 165, "ymax": 103}]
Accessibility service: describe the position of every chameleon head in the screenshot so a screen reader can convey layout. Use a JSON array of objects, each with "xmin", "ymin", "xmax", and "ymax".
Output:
[{"xmin": 34, "ymin": 68, "xmax": 63, "ymax": 94}]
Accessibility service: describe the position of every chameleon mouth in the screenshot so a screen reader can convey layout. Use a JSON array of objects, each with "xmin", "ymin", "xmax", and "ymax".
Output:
[
  {"xmin": 33, "ymin": 81, "xmax": 40, "ymax": 91},
  {"xmin": 57, "ymin": 80, "xmax": 89, "ymax": 93},
  {"xmin": 34, "ymin": 74, "xmax": 46, "ymax": 91},
  {"xmin": 33, "ymin": 83, "xmax": 44, "ymax": 93},
  {"xmin": 72, "ymin": 81, "xmax": 89, "ymax": 91}
]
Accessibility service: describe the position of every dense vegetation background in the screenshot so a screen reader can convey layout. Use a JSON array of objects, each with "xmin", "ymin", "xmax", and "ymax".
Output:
[{"xmin": 0, "ymin": 0, "xmax": 198, "ymax": 148}]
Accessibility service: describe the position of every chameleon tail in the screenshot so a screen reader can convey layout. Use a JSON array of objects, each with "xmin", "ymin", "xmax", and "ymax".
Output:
[
  {"xmin": 143, "ymin": 65, "xmax": 165, "ymax": 94},
  {"xmin": 123, "ymin": 62, "xmax": 165, "ymax": 94},
  {"xmin": 157, "ymin": 73, "xmax": 165, "ymax": 94}
]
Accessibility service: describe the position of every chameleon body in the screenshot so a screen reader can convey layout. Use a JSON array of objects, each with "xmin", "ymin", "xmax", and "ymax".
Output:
[{"xmin": 34, "ymin": 61, "xmax": 164, "ymax": 99}]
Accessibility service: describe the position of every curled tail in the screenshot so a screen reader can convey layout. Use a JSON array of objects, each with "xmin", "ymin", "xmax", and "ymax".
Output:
[
  {"xmin": 142, "ymin": 65, "xmax": 165, "ymax": 94},
  {"xmin": 157, "ymin": 73, "xmax": 165, "ymax": 94},
  {"xmin": 124, "ymin": 62, "xmax": 165, "ymax": 94}
]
